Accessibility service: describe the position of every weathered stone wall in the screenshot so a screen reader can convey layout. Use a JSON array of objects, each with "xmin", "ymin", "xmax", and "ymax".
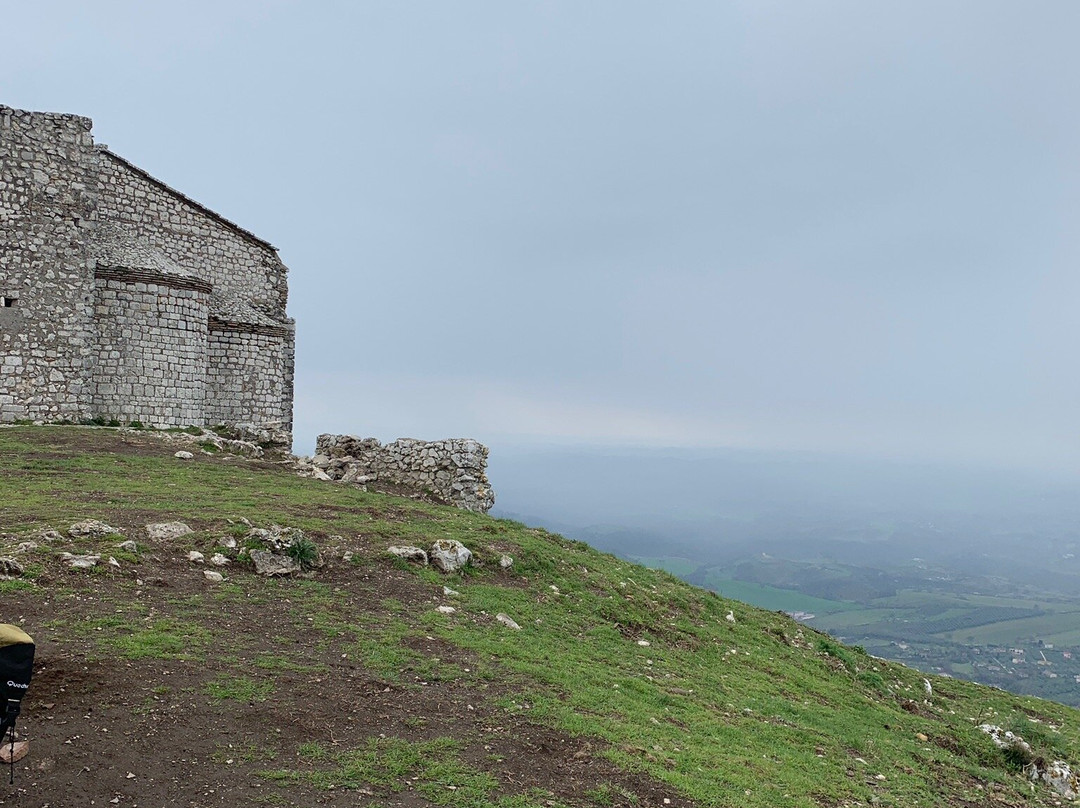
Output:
[
  {"xmin": 206, "ymin": 326, "xmax": 291, "ymax": 428},
  {"xmin": 0, "ymin": 107, "xmax": 98, "ymax": 422},
  {"xmin": 92, "ymin": 277, "xmax": 209, "ymax": 426},
  {"xmin": 314, "ymin": 434, "xmax": 496, "ymax": 513},
  {"xmin": 0, "ymin": 105, "xmax": 294, "ymax": 437},
  {"xmin": 95, "ymin": 151, "xmax": 289, "ymax": 325}
]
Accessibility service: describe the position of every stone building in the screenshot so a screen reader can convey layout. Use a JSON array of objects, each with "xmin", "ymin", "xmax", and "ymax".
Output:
[{"xmin": 0, "ymin": 105, "xmax": 294, "ymax": 439}]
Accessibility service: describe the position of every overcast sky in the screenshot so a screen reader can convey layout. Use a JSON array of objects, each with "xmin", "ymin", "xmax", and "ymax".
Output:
[{"xmin": 4, "ymin": 1, "xmax": 1080, "ymax": 473}]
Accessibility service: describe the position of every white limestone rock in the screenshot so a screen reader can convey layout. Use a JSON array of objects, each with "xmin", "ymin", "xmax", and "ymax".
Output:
[
  {"xmin": 250, "ymin": 549, "xmax": 300, "ymax": 576},
  {"xmin": 496, "ymin": 613, "xmax": 521, "ymax": 630},
  {"xmin": 69, "ymin": 519, "xmax": 122, "ymax": 538},
  {"xmin": 0, "ymin": 557, "xmax": 24, "ymax": 578},
  {"xmin": 430, "ymin": 539, "xmax": 472, "ymax": 574},
  {"xmin": 174, "ymin": 450, "xmax": 194, "ymax": 460},
  {"xmin": 499, "ymin": 554, "xmax": 513, "ymax": 569},
  {"xmin": 116, "ymin": 540, "xmax": 138, "ymax": 553},
  {"xmin": 187, "ymin": 551, "xmax": 205, "ymax": 563},
  {"xmin": 60, "ymin": 552, "xmax": 100, "ymax": 569},
  {"xmin": 388, "ymin": 546, "xmax": 428, "ymax": 565},
  {"xmin": 1031, "ymin": 760, "xmax": 1080, "ymax": 800},
  {"xmin": 146, "ymin": 521, "xmax": 194, "ymax": 541},
  {"xmin": 210, "ymin": 553, "xmax": 230, "ymax": 566},
  {"xmin": 203, "ymin": 570, "xmax": 224, "ymax": 583},
  {"xmin": 436, "ymin": 605, "xmax": 457, "ymax": 614}
]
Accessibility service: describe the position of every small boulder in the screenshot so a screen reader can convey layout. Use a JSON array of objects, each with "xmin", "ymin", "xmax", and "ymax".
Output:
[
  {"xmin": 108, "ymin": 556, "xmax": 121, "ymax": 569},
  {"xmin": 430, "ymin": 539, "xmax": 472, "ymax": 573},
  {"xmin": 0, "ymin": 557, "xmax": 24, "ymax": 579},
  {"xmin": 146, "ymin": 522, "xmax": 194, "ymax": 541},
  {"xmin": 187, "ymin": 551, "xmax": 205, "ymax": 563},
  {"xmin": 388, "ymin": 546, "xmax": 428, "ymax": 565},
  {"xmin": 13, "ymin": 542, "xmax": 37, "ymax": 554},
  {"xmin": 69, "ymin": 519, "xmax": 121, "ymax": 538},
  {"xmin": 203, "ymin": 570, "xmax": 224, "ymax": 583},
  {"xmin": 174, "ymin": 451, "xmax": 194, "ymax": 460},
  {"xmin": 210, "ymin": 553, "xmax": 230, "ymax": 566},
  {"xmin": 60, "ymin": 553, "xmax": 100, "ymax": 569},
  {"xmin": 499, "ymin": 554, "xmax": 513, "ymax": 569},
  {"xmin": 116, "ymin": 540, "xmax": 138, "ymax": 553},
  {"xmin": 250, "ymin": 550, "xmax": 300, "ymax": 576},
  {"xmin": 443, "ymin": 586, "xmax": 460, "ymax": 597},
  {"xmin": 496, "ymin": 613, "xmax": 521, "ymax": 630},
  {"xmin": 436, "ymin": 605, "xmax": 457, "ymax": 614}
]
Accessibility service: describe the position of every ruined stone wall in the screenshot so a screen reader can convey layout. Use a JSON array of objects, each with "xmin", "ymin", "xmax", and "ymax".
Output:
[
  {"xmin": 0, "ymin": 107, "xmax": 98, "ymax": 423},
  {"xmin": 206, "ymin": 326, "xmax": 292, "ymax": 428},
  {"xmin": 91, "ymin": 276, "xmax": 209, "ymax": 426},
  {"xmin": 314, "ymin": 435, "xmax": 495, "ymax": 513}
]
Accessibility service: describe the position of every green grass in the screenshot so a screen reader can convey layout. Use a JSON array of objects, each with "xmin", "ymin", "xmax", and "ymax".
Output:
[
  {"xmin": 205, "ymin": 674, "xmax": 274, "ymax": 703},
  {"xmin": 265, "ymin": 737, "xmax": 508, "ymax": 806}
]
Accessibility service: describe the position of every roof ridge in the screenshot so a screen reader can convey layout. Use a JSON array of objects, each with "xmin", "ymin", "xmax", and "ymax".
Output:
[{"xmin": 98, "ymin": 147, "xmax": 279, "ymax": 253}]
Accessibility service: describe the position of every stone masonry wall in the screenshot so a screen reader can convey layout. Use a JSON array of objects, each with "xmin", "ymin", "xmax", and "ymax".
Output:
[
  {"xmin": 206, "ymin": 327, "xmax": 291, "ymax": 428},
  {"xmin": 92, "ymin": 277, "xmax": 209, "ymax": 426},
  {"xmin": 314, "ymin": 434, "xmax": 496, "ymax": 513},
  {"xmin": 95, "ymin": 151, "xmax": 294, "ymax": 430},
  {"xmin": 0, "ymin": 107, "xmax": 98, "ymax": 422},
  {"xmin": 95, "ymin": 151, "xmax": 289, "ymax": 324}
]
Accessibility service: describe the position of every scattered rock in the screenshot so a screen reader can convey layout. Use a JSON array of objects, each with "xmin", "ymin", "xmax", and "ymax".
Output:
[
  {"xmin": 979, "ymin": 724, "xmax": 1032, "ymax": 754},
  {"xmin": 210, "ymin": 553, "xmax": 230, "ymax": 566},
  {"xmin": 69, "ymin": 519, "xmax": 121, "ymax": 538},
  {"xmin": 496, "ymin": 613, "xmax": 521, "ymax": 630},
  {"xmin": 39, "ymin": 529, "xmax": 63, "ymax": 543},
  {"xmin": 247, "ymin": 525, "xmax": 305, "ymax": 553},
  {"xmin": 387, "ymin": 546, "xmax": 428, "ymax": 564},
  {"xmin": 443, "ymin": 586, "xmax": 460, "ymax": 597},
  {"xmin": 637, "ymin": 640, "xmax": 651, "ymax": 647},
  {"xmin": 173, "ymin": 450, "xmax": 194, "ymax": 460},
  {"xmin": 203, "ymin": 570, "xmax": 224, "ymax": 583},
  {"xmin": 0, "ymin": 741, "xmax": 28, "ymax": 764},
  {"xmin": 436, "ymin": 606, "xmax": 457, "ymax": 614},
  {"xmin": 116, "ymin": 540, "xmax": 138, "ymax": 553},
  {"xmin": 108, "ymin": 556, "xmax": 121, "ymax": 568},
  {"xmin": 430, "ymin": 539, "xmax": 472, "ymax": 573},
  {"xmin": 342, "ymin": 551, "xmax": 354, "ymax": 562},
  {"xmin": 221, "ymin": 537, "xmax": 237, "ymax": 549},
  {"xmin": 0, "ymin": 557, "xmax": 25, "ymax": 578},
  {"xmin": 1030, "ymin": 759, "xmax": 1080, "ymax": 800},
  {"xmin": 250, "ymin": 549, "xmax": 300, "ymax": 576},
  {"xmin": 499, "ymin": 554, "xmax": 513, "ymax": 569},
  {"xmin": 146, "ymin": 522, "xmax": 194, "ymax": 541},
  {"xmin": 187, "ymin": 551, "xmax": 205, "ymax": 563},
  {"xmin": 13, "ymin": 542, "xmax": 37, "ymax": 554},
  {"xmin": 60, "ymin": 553, "xmax": 100, "ymax": 569}
]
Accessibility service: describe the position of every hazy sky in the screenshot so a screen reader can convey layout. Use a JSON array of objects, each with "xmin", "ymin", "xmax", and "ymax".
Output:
[{"xmin": 4, "ymin": 2, "xmax": 1080, "ymax": 472}]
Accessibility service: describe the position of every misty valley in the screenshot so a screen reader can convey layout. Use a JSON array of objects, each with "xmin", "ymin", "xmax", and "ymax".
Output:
[{"xmin": 493, "ymin": 446, "xmax": 1080, "ymax": 706}]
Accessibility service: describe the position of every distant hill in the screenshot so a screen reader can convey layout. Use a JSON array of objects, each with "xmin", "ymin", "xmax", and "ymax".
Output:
[{"xmin": 1, "ymin": 426, "xmax": 1077, "ymax": 806}]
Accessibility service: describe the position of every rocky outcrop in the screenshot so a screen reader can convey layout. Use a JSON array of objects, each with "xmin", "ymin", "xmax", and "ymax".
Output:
[{"xmin": 306, "ymin": 435, "xmax": 495, "ymax": 513}]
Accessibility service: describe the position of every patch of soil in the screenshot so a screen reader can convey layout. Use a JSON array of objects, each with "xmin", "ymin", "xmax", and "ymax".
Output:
[{"xmin": 2, "ymin": 523, "xmax": 693, "ymax": 807}]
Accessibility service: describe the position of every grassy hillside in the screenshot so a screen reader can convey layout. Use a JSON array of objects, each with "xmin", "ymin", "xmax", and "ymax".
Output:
[{"xmin": 1, "ymin": 426, "xmax": 1079, "ymax": 806}]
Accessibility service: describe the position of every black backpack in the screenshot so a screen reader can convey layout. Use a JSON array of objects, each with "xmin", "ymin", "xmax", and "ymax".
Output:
[{"xmin": 0, "ymin": 624, "xmax": 34, "ymax": 784}]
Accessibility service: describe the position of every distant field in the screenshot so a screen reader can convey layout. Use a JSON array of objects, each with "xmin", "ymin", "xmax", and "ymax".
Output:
[
  {"xmin": 697, "ymin": 576, "xmax": 859, "ymax": 615},
  {"xmin": 947, "ymin": 611, "xmax": 1080, "ymax": 646}
]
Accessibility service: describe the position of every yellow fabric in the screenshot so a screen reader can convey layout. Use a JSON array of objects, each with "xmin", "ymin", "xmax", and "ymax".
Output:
[{"xmin": 0, "ymin": 624, "xmax": 33, "ymax": 649}]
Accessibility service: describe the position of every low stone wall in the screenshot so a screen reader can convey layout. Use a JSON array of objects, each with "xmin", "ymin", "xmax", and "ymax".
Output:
[{"xmin": 313, "ymin": 434, "xmax": 495, "ymax": 513}]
